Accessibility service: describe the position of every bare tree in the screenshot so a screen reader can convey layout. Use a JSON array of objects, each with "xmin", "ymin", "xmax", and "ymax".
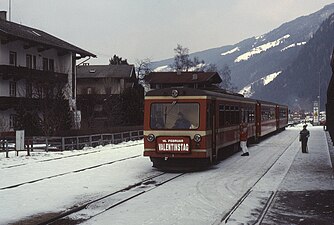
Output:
[
  {"xmin": 15, "ymin": 81, "xmax": 72, "ymax": 136},
  {"xmin": 217, "ymin": 65, "xmax": 233, "ymax": 90},
  {"xmin": 136, "ymin": 58, "xmax": 152, "ymax": 80},
  {"xmin": 170, "ymin": 44, "xmax": 234, "ymax": 91},
  {"xmin": 171, "ymin": 44, "xmax": 194, "ymax": 72},
  {"xmin": 0, "ymin": 116, "xmax": 9, "ymax": 132}
]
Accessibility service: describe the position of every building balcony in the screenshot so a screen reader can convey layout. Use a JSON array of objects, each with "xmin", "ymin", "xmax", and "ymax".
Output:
[
  {"xmin": 0, "ymin": 96, "xmax": 42, "ymax": 110},
  {"xmin": 0, "ymin": 65, "xmax": 68, "ymax": 83}
]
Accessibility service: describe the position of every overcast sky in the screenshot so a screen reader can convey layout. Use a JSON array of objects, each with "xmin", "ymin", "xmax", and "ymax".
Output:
[{"xmin": 2, "ymin": 0, "xmax": 334, "ymax": 64}]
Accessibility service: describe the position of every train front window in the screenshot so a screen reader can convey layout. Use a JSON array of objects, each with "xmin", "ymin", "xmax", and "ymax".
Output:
[{"xmin": 150, "ymin": 102, "xmax": 199, "ymax": 130}]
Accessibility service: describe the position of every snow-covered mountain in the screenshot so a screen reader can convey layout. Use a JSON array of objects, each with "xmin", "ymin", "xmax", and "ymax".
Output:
[
  {"xmin": 253, "ymin": 12, "xmax": 334, "ymax": 111},
  {"xmin": 151, "ymin": 3, "xmax": 334, "ymax": 100}
]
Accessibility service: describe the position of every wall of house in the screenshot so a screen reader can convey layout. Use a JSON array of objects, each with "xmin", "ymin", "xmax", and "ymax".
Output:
[
  {"xmin": 0, "ymin": 78, "xmax": 25, "ymax": 97},
  {"xmin": 1, "ymin": 39, "xmax": 72, "ymax": 68},
  {"xmin": 0, "ymin": 40, "xmax": 74, "ymax": 131},
  {"xmin": 0, "ymin": 40, "xmax": 73, "ymax": 96},
  {"xmin": 77, "ymin": 78, "xmax": 128, "ymax": 95}
]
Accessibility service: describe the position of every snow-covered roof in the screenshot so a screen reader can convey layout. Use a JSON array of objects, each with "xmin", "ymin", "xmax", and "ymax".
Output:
[
  {"xmin": 77, "ymin": 64, "xmax": 135, "ymax": 79},
  {"xmin": 0, "ymin": 17, "xmax": 95, "ymax": 58}
]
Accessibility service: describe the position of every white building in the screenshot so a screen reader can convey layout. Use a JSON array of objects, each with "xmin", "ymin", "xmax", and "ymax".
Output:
[{"xmin": 0, "ymin": 11, "xmax": 95, "ymax": 132}]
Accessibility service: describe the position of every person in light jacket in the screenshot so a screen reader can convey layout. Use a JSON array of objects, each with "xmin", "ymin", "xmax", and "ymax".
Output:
[{"xmin": 240, "ymin": 122, "xmax": 249, "ymax": 156}]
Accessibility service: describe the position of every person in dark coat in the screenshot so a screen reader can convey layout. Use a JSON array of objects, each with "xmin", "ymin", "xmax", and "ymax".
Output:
[
  {"xmin": 300, "ymin": 124, "xmax": 310, "ymax": 153},
  {"xmin": 173, "ymin": 112, "xmax": 191, "ymax": 129}
]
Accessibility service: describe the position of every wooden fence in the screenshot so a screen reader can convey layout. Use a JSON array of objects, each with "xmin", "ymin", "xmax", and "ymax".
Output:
[{"xmin": 0, "ymin": 130, "xmax": 143, "ymax": 157}]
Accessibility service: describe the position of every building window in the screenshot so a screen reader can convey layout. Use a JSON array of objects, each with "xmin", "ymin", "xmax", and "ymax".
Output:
[
  {"xmin": 87, "ymin": 87, "xmax": 92, "ymax": 94},
  {"xmin": 49, "ymin": 59, "xmax": 54, "ymax": 71},
  {"xmin": 26, "ymin": 54, "xmax": 32, "ymax": 68},
  {"xmin": 33, "ymin": 55, "xmax": 37, "ymax": 69},
  {"xmin": 42, "ymin": 58, "xmax": 55, "ymax": 71},
  {"xmin": 26, "ymin": 82, "xmax": 33, "ymax": 98},
  {"xmin": 9, "ymin": 51, "xmax": 17, "ymax": 66},
  {"xmin": 43, "ymin": 58, "xmax": 49, "ymax": 71},
  {"xmin": 9, "ymin": 81, "xmax": 16, "ymax": 97},
  {"xmin": 10, "ymin": 114, "xmax": 17, "ymax": 128},
  {"xmin": 36, "ymin": 84, "xmax": 44, "ymax": 98},
  {"xmin": 26, "ymin": 55, "xmax": 37, "ymax": 69}
]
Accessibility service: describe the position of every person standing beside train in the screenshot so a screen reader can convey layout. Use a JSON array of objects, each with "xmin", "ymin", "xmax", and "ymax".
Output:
[
  {"xmin": 299, "ymin": 124, "xmax": 310, "ymax": 153},
  {"xmin": 240, "ymin": 122, "xmax": 249, "ymax": 156}
]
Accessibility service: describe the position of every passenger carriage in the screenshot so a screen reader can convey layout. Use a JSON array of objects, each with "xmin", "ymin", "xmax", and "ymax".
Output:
[{"xmin": 143, "ymin": 87, "xmax": 288, "ymax": 169}]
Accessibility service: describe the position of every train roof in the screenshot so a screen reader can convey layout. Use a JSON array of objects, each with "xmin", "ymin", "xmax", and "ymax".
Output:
[
  {"xmin": 257, "ymin": 99, "xmax": 288, "ymax": 108},
  {"xmin": 146, "ymin": 87, "xmax": 256, "ymax": 102},
  {"xmin": 146, "ymin": 87, "xmax": 288, "ymax": 108}
]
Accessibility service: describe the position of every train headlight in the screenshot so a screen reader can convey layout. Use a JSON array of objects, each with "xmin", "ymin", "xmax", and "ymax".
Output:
[
  {"xmin": 171, "ymin": 89, "xmax": 179, "ymax": 98},
  {"xmin": 194, "ymin": 134, "xmax": 202, "ymax": 143},
  {"xmin": 147, "ymin": 134, "xmax": 155, "ymax": 142}
]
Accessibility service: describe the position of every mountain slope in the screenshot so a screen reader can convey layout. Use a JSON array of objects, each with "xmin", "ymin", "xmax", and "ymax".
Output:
[
  {"xmin": 152, "ymin": 3, "xmax": 334, "ymax": 96},
  {"xmin": 253, "ymin": 13, "xmax": 334, "ymax": 111}
]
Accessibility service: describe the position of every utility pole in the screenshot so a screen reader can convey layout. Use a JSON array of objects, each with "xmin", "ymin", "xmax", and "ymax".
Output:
[{"xmin": 9, "ymin": 0, "xmax": 11, "ymax": 21}]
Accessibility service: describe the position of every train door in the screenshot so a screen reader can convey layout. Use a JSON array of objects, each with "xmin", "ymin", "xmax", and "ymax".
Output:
[
  {"xmin": 256, "ymin": 102, "xmax": 261, "ymax": 139},
  {"xmin": 207, "ymin": 99, "xmax": 217, "ymax": 163},
  {"xmin": 275, "ymin": 105, "xmax": 279, "ymax": 129}
]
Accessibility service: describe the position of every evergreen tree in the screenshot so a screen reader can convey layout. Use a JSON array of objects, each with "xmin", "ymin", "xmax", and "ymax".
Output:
[{"xmin": 120, "ymin": 86, "xmax": 144, "ymax": 125}]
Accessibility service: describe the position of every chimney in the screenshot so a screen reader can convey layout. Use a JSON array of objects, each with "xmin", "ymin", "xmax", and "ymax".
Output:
[
  {"xmin": 176, "ymin": 70, "xmax": 181, "ymax": 75},
  {"xmin": 192, "ymin": 73, "xmax": 198, "ymax": 80},
  {"xmin": 0, "ymin": 11, "xmax": 7, "ymax": 20}
]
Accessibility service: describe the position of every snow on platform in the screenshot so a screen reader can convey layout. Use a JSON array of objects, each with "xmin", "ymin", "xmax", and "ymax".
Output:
[{"xmin": 225, "ymin": 125, "xmax": 334, "ymax": 225}]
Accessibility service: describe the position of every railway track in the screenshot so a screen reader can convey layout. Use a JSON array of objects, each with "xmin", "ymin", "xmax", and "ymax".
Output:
[
  {"xmin": 0, "ymin": 154, "xmax": 141, "ymax": 190},
  {"xmin": 35, "ymin": 172, "xmax": 185, "ymax": 225},
  {"xmin": 213, "ymin": 134, "xmax": 300, "ymax": 225},
  {"xmin": 1, "ymin": 142, "xmax": 143, "ymax": 170}
]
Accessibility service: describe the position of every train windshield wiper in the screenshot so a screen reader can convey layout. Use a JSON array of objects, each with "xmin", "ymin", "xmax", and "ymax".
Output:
[{"xmin": 164, "ymin": 101, "xmax": 177, "ymax": 124}]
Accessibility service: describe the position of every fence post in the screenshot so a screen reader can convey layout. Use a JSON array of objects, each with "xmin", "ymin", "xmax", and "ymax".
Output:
[
  {"xmin": 89, "ymin": 135, "xmax": 92, "ymax": 147},
  {"xmin": 61, "ymin": 137, "xmax": 65, "ymax": 151},
  {"xmin": 45, "ymin": 137, "xmax": 49, "ymax": 152},
  {"xmin": 27, "ymin": 139, "xmax": 31, "ymax": 156},
  {"xmin": 5, "ymin": 140, "xmax": 9, "ymax": 158},
  {"xmin": 76, "ymin": 137, "xmax": 79, "ymax": 149}
]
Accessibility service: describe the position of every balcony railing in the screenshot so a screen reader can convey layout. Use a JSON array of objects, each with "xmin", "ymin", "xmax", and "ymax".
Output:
[
  {"xmin": 0, "ymin": 97, "xmax": 41, "ymax": 110},
  {"xmin": 0, "ymin": 65, "xmax": 68, "ymax": 82}
]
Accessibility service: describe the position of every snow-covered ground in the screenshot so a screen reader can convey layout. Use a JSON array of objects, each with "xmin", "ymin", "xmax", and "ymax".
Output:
[{"xmin": 0, "ymin": 125, "xmax": 333, "ymax": 225}]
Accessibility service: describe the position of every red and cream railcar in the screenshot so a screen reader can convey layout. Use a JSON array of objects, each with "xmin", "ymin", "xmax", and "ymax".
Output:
[
  {"xmin": 143, "ymin": 87, "xmax": 287, "ymax": 168},
  {"xmin": 255, "ymin": 101, "xmax": 277, "ymax": 137},
  {"xmin": 276, "ymin": 104, "xmax": 289, "ymax": 130}
]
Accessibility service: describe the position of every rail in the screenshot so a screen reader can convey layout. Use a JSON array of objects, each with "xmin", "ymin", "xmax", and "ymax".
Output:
[{"xmin": 0, "ymin": 130, "xmax": 143, "ymax": 157}]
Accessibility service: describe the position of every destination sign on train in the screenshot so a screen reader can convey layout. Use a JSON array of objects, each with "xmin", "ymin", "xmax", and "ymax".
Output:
[{"xmin": 156, "ymin": 137, "xmax": 190, "ymax": 153}]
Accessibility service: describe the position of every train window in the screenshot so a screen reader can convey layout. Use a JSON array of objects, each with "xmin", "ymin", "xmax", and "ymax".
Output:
[
  {"xmin": 219, "ymin": 104, "xmax": 225, "ymax": 127},
  {"xmin": 280, "ymin": 109, "xmax": 287, "ymax": 118},
  {"xmin": 262, "ymin": 110, "xmax": 268, "ymax": 121},
  {"xmin": 241, "ymin": 109, "xmax": 245, "ymax": 123},
  {"xmin": 225, "ymin": 109, "xmax": 232, "ymax": 126},
  {"xmin": 232, "ymin": 108, "xmax": 239, "ymax": 124},
  {"xmin": 219, "ymin": 104, "xmax": 240, "ymax": 127},
  {"xmin": 150, "ymin": 102, "xmax": 199, "ymax": 130},
  {"xmin": 269, "ymin": 108, "xmax": 275, "ymax": 119},
  {"xmin": 207, "ymin": 103, "xmax": 213, "ymax": 129},
  {"xmin": 248, "ymin": 111, "xmax": 255, "ymax": 122}
]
